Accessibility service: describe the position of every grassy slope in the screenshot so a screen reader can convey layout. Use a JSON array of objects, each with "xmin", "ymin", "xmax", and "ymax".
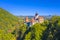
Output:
[{"xmin": 0, "ymin": 8, "xmax": 19, "ymax": 33}]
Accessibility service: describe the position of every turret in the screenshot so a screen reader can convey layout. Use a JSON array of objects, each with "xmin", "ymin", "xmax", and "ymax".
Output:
[
  {"xmin": 38, "ymin": 16, "xmax": 44, "ymax": 23},
  {"xmin": 34, "ymin": 13, "xmax": 39, "ymax": 20},
  {"xmin": 31, "ymin": 18, "xmax": 35, "ymax": 25},
  {"xmin": 25, "ymin": 16, "xmax": 29, "ymax": 23}
]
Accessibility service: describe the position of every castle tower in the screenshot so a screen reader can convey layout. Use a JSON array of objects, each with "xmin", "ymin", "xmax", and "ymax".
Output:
[
  {"xmin": 25, "ymin": 16, "xmax": 29, "ymax": 23},
  {"xmin": 38, "ymin": 16, "xmax": 44, "ymax": 23},
  {"xmin": 31, "ymin": 18, "xmax": 35, "ymax": 25},
  {"xmin": 34, "ymin": 12, "xmax": 39, "ymax": 20}
]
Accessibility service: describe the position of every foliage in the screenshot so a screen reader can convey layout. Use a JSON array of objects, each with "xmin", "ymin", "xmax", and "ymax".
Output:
[
  {"xmin": 24, "ymin": 23, "xmax": 47, "ymax": 40},
  {"xmin": 0, "ymin": 8, "xmax": 20, "ymax": 40},
  {"xmin": 0, "ymin": 8, "xmax": 60, "ymax": 40}
]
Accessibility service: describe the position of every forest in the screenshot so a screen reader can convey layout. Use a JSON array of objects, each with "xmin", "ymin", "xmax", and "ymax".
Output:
[{"xmin": 0, "ymin": 8, "xmax": 60, "ymax": 40}]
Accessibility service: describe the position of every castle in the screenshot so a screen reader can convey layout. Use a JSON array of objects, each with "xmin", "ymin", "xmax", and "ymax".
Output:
[{"xmin": 25, "ymin": 13, "xmax": 44, "ymax": 26}]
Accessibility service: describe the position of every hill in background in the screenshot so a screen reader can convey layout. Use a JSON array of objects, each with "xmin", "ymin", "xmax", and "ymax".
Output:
[{"xmin": 0, "ymin": 8, "xmax": 20, "ymax": 33}]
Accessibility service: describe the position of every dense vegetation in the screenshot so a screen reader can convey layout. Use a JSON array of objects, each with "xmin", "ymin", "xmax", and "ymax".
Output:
[
  {"xmin": 0, "ymin": 8, "xmax": 60, "ymax": 40},
  {"xmin": 0, "ymin": 8, "xmax": 21, "ymax": 40}
]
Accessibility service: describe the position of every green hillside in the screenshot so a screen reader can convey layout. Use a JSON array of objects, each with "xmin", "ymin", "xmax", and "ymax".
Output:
[
  {"xmin": 0, "ymin": 8, "xmax": 60, "ymax": 40},
  {"xmin": 0, "ymin": 8, "xmax": 19, "ymax": 32},
  {"xmin": 0, "ymin": 8, "xmax": 21, "ymax": 40}
]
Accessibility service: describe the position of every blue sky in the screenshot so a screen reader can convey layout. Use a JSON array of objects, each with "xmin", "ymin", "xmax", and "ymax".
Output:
[{"xmin": 0, "ymin": 0, "xmax": 60, "ymax": 16}]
